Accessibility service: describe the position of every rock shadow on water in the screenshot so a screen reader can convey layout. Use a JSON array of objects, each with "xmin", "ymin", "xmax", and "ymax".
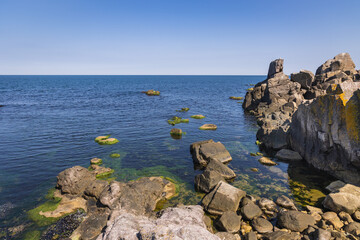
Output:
[{"xmin": 287, "ymin": 161, "xmax": 336, "ymax": 208}]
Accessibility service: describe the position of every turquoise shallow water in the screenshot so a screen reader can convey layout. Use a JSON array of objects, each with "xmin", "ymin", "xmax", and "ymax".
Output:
[{"xmin": 0, "ymin": 75, "xmax": 334, "ymax": 235}]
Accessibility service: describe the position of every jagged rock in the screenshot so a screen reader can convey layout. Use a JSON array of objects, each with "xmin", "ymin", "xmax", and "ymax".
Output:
[
  {"xmin": 215, "ymin": 211, "xmax": 241, "ymax": 233},
  {"xmin": 277, "ymin": 210, "xmax": 315, "ymax": 232},
  {"xmin": 289, "ymin": 82, "xmax": 360, "ymax": 185},
  {"xmin": 190, "ymin": 140, "xmax": 232, "ymax": 169},
  {"xmin": 205, "ymin": 159, "xmax": 236, "ymax": 180},
  {"xmin": 57, "ymin": 166, "xmax": 96, "ymax": 195},
  {"xmin": 275, "ymin": 149, "xmax": 302, "ymax": 161},
  {"xmin": 275, "ymin": 195, "xmax": 297, "ymax": 210},
  {"xmin": 251, "ymin": 217, "xmax": 273, "ymax": 233},
  {"xmin": 268, "ymin": 59, "xmax": 284, "ymax": 79},
  {"xmin": 195, "ymin": 169, "xmax": 225, "ymax": 193},
  {"xmin": 202, "ymin": 181, "xmax": 246, "ymax": 215},
  {"xmin": 322, "ymin": 211, "xmax": 344, "ymax": 229},
  {"xmin": 241, "ymin": 201, "xmax": 262, "ymax": 220},
  {"xmin": 291, "ymin": 70, "xmax": 315, "ymax": 90},
  {"xmin": 314, "ymin": 228, "xmax": 331, "ymax": 240},
  {"xmin": 97, "ymin": 205, "xmax": 220, "ymax": 240},
  {"xmin": 84, "ymin": 180, "xmax": 108, "ymax": 199},
  {"xmin": 71, "ymin": 210, "xmax": 109, "ymax": 240}
]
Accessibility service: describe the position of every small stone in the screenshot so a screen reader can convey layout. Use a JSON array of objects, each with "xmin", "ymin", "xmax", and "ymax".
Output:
[
  {"xmin": 258, "ymin": 198, "xmax": 277, "ymax": 212},
  {"xmin": 191, "ymin": 114, "xmax": 205, "ymax": 119},
  {"xmin": 194, "ymin": 169, "xmax": 225, "ymax": 193},
  {"xmin": 110, "ymin": 153, "xmax": 120, "ymax": 158},
  {"xmin": 143, "ymin": 89, "xmax": 160, "ymax": 96},
  {"xmin": 240, "ymin": 222, "xmax": 252, "ymax": 235},
  {"xmin": 241, "ymin": 201, "xmax": 262, "ymax": 220},
  {"xmin": 258, "ymin": 157, "xmax": 277, "ymax": 166},
  {"xmin": 252, "ymin": 217, "xmax": 273, "ymax": 233},
  {"xmin": 314, "ymin": 228, "xmax": 331, "ymax": 240},
  {"xmin": 244, "ymin": 231, "xmax": 257, "ymax": 240},
  {"xmin": 276, "ymin": 195, "xmax": 297, "ymax": 210},
  {"xmin": 322, "ymin": 212, "xmax": 344, "ymax": 229},
  {"xmin": 215, "ymin": 232, "xmax": 240, "ymax": 240},
  {"xmin": 306, "ymin": 205, "xmax": 323, "ymax": 215},
  {"xmin": 90, "ymin": 158, "xmax": 102, "ymax": 165},
  {"xmin": 353, "ymin": 211, "xmax": 360, "ymax": 221},
  {"xmin": 170, "ymin": 128, "xmax": 182, "ymax": 136},
  {"xmin": 325, "ymin": 180, "xmax": 346, "ymax": 192},
  {"xmin": 339, "ymin": 211, "xmax": 353, "ymax": 223},
  {"xmin": 229, "ymin": 96, "xmax": 244, "ymax": 100},
  {"xmin": 250, "ymin": 168, "xmax": 259, "ymax": 172},
  {"xmin": 344, "ymin": 222, "xmax": 360, "ymax": 235},
  {"xmin": 277, "ymin": 210, "xmax": 316, "ymax": 232},
  {"xmin": 199, "ymin": 124, "xmax": 217, "ymax": 130},
  {"xmin": 216, "ymin": 211, "xmax": 241, "ymax": 233}
]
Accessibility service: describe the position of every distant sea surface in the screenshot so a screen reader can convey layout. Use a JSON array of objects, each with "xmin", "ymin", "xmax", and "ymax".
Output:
[{"xmin": 0, "ymin": 75, "xmax": 334, "ymax": 233}]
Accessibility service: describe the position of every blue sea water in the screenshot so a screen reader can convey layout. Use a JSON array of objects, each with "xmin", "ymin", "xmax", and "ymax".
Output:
[{"xmin": 0, "ymin": 75, "xmax": 333, "ymax": 235}]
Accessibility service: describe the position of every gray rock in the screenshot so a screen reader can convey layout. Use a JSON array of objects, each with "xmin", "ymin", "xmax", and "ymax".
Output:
[
  {"xmin": 275, "ymin": 195, "xmax": 297, "ymax": 210},
  {"xmin": 57, "ymin": 166, "xmax": 96, "ymax": 195},
  {"xmin": 215, "ymin": 211, "xmax": 241, "ymax": 233},
  {"xmin": 314, "ymin": 228, "xmax": 331, "ymax": 240},
  {"xmin": 277, "ymin": 210, "xmax": 316, "ymax": 232},
  {"xmin": 291, "ymin": 70, "xmax": 315, "ymax": 90},
  {"xmin": 84, "ymin": 180, "xmax": 108, "ymax": 199},
  {"xmin": 344, "ymin": 222, "xmax": 360, "ymax": 236},
  {"xmin": 202, "ymin": 181, "xmax": 246, "ymax": 215},
  {"xmin": 268, "ymin": 59, "xmax": 284, "ymax": 79},
  {"xmin": 190, "ymin": 140, "xmax": 232, "ymax": 169},
  {"xmin": 195, "ymin": 169, "xmax": 225, "ymax": 193},
  {"xmin": 241, "ymin": 201, "xmax": 262, "ymax": 220},
  {"xmin": 325, "ymin": 180, "xmax": 346, "ymax": 192},
  {"xmin": 263, "ymin": 231, "xmax": 301, "ymax": 240},
  {"xmin": 258, "ymin": 198, "xmax": 277, "ymax": 212},
  {"xmin": 251, "ymin": 217, "xmax": 273, "ymax": 233},
  {"xmin": 275, "ymin": 149, "xmax": 302, "ymax": 161},
  {"xmin": 245, "ymin": 231, "xmax": 257, "ymax": 240},
  {"xmin": 97, "ymin": 205, "xmax": 221, "ymax": 240},
  {"xmin": 205, "ymin": 159, "xmax": 236, "ymax": 180}
]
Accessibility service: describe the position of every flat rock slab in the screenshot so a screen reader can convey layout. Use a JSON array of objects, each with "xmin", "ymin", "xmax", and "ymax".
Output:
[
  {"xmin": 251, "ymin": 217, "xmax": 273, "ymax": 233},
  {"xmin": 202, "ymin": 181, "xmax": 246, "ymax": 215},
  {"xmin": 205, "ymin": 159, "xmax": 236, "ymax": 180},
  {"xmin": 195, "ymin": 169, "xmax": 225, "ymax": 193},
  {"xmin": 275, "ymin": 149, "xmax": 302, "ymax": 161}
]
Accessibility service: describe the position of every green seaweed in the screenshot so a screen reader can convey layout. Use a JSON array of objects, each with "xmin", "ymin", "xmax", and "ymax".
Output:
[
  {"xmin": 190, "ymin": 115, "xmax": 205, "ymax": 119},
  {"xmin": 96, "ymin": 169, "xmax": 115, "ymax": 179},
  {"xmin": 110, "ymin": 153, "xmax": 121, "ymax": 158},
  {"xmin": 176, "ymin": 107, "xmax": 190, "ymax": 112},
  {"xmin": 167, "ymin": 116, "xmax": 189, "ymax": 125}
]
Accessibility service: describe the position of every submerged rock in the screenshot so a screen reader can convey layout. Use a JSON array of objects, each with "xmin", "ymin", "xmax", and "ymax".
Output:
[
  {"xmin": 95, "ymin": 135, "xmax": 119, "ymax": 145},
  {"xmin": 142, "ymin": 89, "xmax": 160, "ymax": 96},
  {"xmin": 199, "ymin": 124, "xmax": 217, "ymax": 130},
  {"xmin": 90, "ymin": 158, "xmax": 102, "ymax": 165},
  {"xmin": 251, "ymin": 217, "xmax": 273, "ymax": 233},
  {"xmin": 258, "ymin": 157, "xmax": 277, "ymax": 166},
  {"xmin": 170, "ymin": 128, "xmax": 183, "ymax": 137},
  {"xmin": 191, "ymin": 114, "xmax": 206, "ymax": 119},
  {"xmin": 89, "ymin": 165, "xmax": 114, "ymax": 179},
  {"xmin": 167, "ymin": 116, "xmax": 189, "ymax": 125},
  {"xmin": 205, "ymin": 159, "xmax": 236, "ymax": 180}
]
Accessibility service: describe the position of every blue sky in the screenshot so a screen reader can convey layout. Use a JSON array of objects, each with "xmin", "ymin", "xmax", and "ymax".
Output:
[{"xmin": 0, "ymin": 0, "xmax": 359, "ymax": 75}]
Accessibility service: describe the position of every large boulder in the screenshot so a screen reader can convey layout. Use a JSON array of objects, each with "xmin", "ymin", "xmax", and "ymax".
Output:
[
  {"xmin": 57, "ymin": 166, "xmax": 96, "ymax": 195},
  {"xmin": 215, "ymin": 211, "xmax": 241, "ymax": 233},
  {"xmin": 291, "ymin": 70, "xmax": 315, "ymax": 90},
  {"xmin": 190, "ymin": 140, "xmax": 232, "ymax": 169},
  {"xmin": 275, "ymin": 149, "xmax": 302, "ymax": 161},
  {"xmin": 205, "ymin": 159, "xmax": 236, "ymax": 180},
  {"xmin": 202, "ymin": 181, "xmax": 246, "ymax": 215},
  {"xmin": 97, "ymin": 205, "xmax": 221, "ymax": 240},
  {"xmin": 277, "ymin": 210, "xmax": 315, "ymax": 232},
  {"xmin": 289, "ymin": 82, "xmax": 360, "ymax": 185},
  {"xmin": 323, "ymin": 183, "xmax": 360, "ymax": 214},
  {"xmin": 195, "ymin": 169, "xmax": 225, "ymax": 193},
  {"xmin": 267, "ymin": 59, "xmax": 284, "ymax": 79}
]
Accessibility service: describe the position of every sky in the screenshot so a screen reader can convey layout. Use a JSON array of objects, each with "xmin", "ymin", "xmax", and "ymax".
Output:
[{"xmin": 0, "ymin": 0, "xmax": 359, "ymax": 75}]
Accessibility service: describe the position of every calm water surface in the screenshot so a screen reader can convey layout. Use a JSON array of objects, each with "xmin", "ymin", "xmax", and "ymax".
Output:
[{"xmin": 0, "ymin": 75, "xmax": 334, "ymax": 236}]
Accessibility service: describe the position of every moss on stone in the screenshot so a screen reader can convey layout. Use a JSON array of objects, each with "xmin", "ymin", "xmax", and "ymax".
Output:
[
  {"xmin": 167, "ymin": 116, "xmax": 189, "ymax": 125},
  {"xmin": 27, "ymin": 189, "xmax": 62, "ymax": 226},
  {"xmin": 199, "ymin": 124, "xmax": 217, "ymax": 130},
  {"xmin": 110, "ymin": 153, "xmax": 121, "ymax": 158},
  {"xmin": 176, "ymin": 107, "xmax": 189, "ymax": 112},
  {"xmin": 90, "ymin": 158, "xmax": 102, "ymax": 165},
  {"xmin": 191, "ymin": 115, "xmax": 205, "ymax": 119},
  {"xmin": 229, "ymin": 96, "xmax": 243, "ymax": 100},
  {"xmin": 95, "ymin": 135, "xmax": 119, "ymax": 145},
  {"xmin": 96, "ymin": 169, "xmax": 115, "ymax": 179}
]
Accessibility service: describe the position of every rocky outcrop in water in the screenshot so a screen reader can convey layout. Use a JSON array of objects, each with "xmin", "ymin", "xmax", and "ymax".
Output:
[{"xmin": 289, "ymin": 81, "xmax": 360, "ymax": 185}]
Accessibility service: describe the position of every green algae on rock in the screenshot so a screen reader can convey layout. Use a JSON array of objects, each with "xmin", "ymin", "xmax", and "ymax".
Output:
[
  {"xmin": 176, "ymin": 107, "xmax": 190, "ymax": 112},
  {"xmin": 110, "ymin": 153, "xmax": 121, "ymax": 158},
  {"xmin": 89, "ymin": 164, "xmax": 115, "ymax": 179},
  {"xmin": 247, "ymin": 88, "xmax": 254, "ymax": 92},
  {"xmin": 229, "ymin": 96, "xmax": 243, "ymax": 100},
  {"xmin": 170, "ymin": 128, "xmax": 184, "ymax": 139},
  {"xmin": 90, "ymin": 158, "xmax": 102, "ymax": 165},
  {"xmin": 27, "ymin": 189, "xmax": 62, "ymax": 226},
  {"xmin": 167, "ymin": 116, "xmax": 189, "ymax": 125},
  {"xmin": 142, "ymin": 89, "xmax": 160, "ymax": 96},
  {"xmin": 191, "ymin": 114, "xmax": 205, "ymax": 119},
  {"xmin": 94, "ymin": 135, "xmax": 119, "ymax": 145},
  {"xmin": 199, "ymin": 124, "xmax": 217, "ymax": 130}
]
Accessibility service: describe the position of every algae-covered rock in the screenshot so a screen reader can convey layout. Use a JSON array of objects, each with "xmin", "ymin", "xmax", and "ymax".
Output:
[
  {"xmin": 170, "ymin": 128, "xmax": 183, "ymax": 136},
  {"xmin": 110, "ymin": 153, "xmax": 120, "ymax": 158},
  {"xmin": 90, "ymin": 158, "xmax": 102, "ymax": 165},
  {"xmin": 229, "ymin": 96, "xmax": 243, "ymax": 100},
  {"xmin": 167, "ymin": 116, "xmax": 189, "ymax": 125},
  {"xmin": 95, "ymin": 135, "xmax": 119, "ymax": 145},
  {"xmin": 176, "ymin": 107, "xmax": 189, "ymax": 112},
  {"xmin": 199, "ymin": 124, "xmax": 217, "ymax": 130},
  {"xmin": 191, "ymin": 114, "xmax": 206, "ymax": 119},
  {"xmin": 258, "ymin": 157, "xmax": 277, "ymax": 166},
  {"xmin": 89, "ymin": 165, "xmax": 115, "ymax": 179},
  {"xmin": 142, "ymin": 89, "xmax": 160, "ymax": 96}
]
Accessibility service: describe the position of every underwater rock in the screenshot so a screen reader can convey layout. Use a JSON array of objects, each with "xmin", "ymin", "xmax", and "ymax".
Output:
[
  {"xmin": 95, "ymin": 136, "xmax": 119, "ymax": 145},
  {"xmin": 176, "ymin": 107, "xmax": 190, "ymax": 112},
  {"xmin": 275, "ymin": 149, "xmax": 302, "ymax": 161},
  {"xmin": 109, "ymin": 153, "xmax": 120, "ymax": 158},
  {"xmin": 170, "ymin": 128, "xmax": 183, "ymax": 136},
  {"xmin": 190, "ymin": 140, "xmax": 232, "ymax": 169},
  {"xmin": 258, "ymin": 157, "xmax": 277, "ymax": 166},
  {"xmin": 57, "ymin": 166, "xmax": 96, "ymax": 195},
  {"xmin": 142, "ymin": 89, "xmax": 160, "ymax": 96},
  {"xmin": 0, "ymin": 202, "xmax": 15, "ymax": 219},
  {"xmin": 199, "ymin": 124, "xmax": 217, "ymax": 130},
  {"xmin": 258, "ymin": 198, "xmax": 277, "ymax": 212},
  {"xmin": 202, "ymin": 181, "xmax": 246, "ymax": 215},
  {"xmin": 90, "ymin": 158, "xmax": 102, "ymax": 165},
  {"xmin": 277, "ymin": 210, "xmax": 315, "ymax": 232},
  {"xmin": 97, "ymin": 205, "xmax": 220, "ymax": 240},
  {"xmin": 191, "ymin": 114, "xmax": 206, "ymax": 119}
]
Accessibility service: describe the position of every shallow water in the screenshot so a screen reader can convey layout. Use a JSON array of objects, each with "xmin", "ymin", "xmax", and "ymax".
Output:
[{"xmin": 0, "ymin": 75, "xmax": 334, "ymax": 235}]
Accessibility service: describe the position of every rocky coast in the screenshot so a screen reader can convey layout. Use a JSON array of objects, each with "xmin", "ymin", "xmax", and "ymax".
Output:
[{"xmin": 6, "ymin": 53, "xmax": 360, "ymax": 240}]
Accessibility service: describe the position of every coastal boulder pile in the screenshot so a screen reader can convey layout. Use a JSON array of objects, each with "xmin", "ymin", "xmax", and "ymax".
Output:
[{"xmin": 242, "ymin": 53, "xmax": 360, "ymax": 154}]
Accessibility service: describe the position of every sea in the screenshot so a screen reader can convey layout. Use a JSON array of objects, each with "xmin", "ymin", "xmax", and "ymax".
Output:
[{"xmin": 0, "ymin": 75, "xmax": 334, "ymax": 238}]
